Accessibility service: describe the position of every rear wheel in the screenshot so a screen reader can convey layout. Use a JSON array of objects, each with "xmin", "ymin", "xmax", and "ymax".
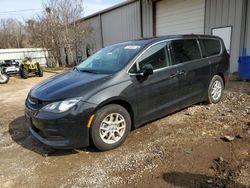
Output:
[
  {"xmin": 37, "ymin": 63, "xmax": 43, "ymax": 77},
  {"xmin": 20, "ymin": 68, "xmax": 28, "ymax": 79},
  {"xmin": 90, "ymin": 104, "xmax": 131, "ymax": 151},
  {"xmin": 0, "ymin": 72, "xmax": 9, "ymax": 84},
  {"xmin": 20, "ymin": 67, "xmax": 23, "ymax": 78},
  {"xmin": 207, "ymin": 75, "xmax": 224, "ymax": 104}
]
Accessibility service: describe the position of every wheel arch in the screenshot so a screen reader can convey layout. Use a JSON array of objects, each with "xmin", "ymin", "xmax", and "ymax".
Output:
[
  {"xmin": 94, "ymin": 98, "xmax": 135, "ymax": 130},
  {"xmin": 215, "ymin": 73, "xmax": 225, "ymax": 87}
]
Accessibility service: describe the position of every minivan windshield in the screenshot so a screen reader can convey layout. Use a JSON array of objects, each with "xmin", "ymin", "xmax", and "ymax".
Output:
[{"xmin": 77, "ymin": 43, "xmax": 143, "ymax": 74}]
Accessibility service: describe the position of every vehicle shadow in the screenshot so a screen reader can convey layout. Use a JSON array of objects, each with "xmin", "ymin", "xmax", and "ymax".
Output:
[
  {"xmin": 8, "ymin": 116, "xmax": 98, "ymax": 156},
  {"xmin": 162, "ymin": 171, "xmax": 247, "ymax": 188},
  {"xmin": 134, "ymin": 102, "xmax": 206, "ymax": 130},
  {"xmin": 10, "ymin": 74, "xmax": 39, "ymax": 79}
]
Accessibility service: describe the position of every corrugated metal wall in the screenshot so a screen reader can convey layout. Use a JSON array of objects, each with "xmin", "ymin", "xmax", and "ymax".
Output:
[
  {"xmin": 244, "ymin": 0, "xmax": 250, "ymax": 54},
  {"xmin": 81, "ymin": 16, "xmax": 103, "ymax": 59},
  {"xmin": 142, "ymin": 0, "xmax": 153, "ymax": 37},
  {"xmin": 205, "ymin": 0, "xmax": 245, "ymax": 73},
  {"xmin": 78, "ymin": 1, "xmax": 141, "ymax": 58},
  {"xmin": 101, "ymin": 1, "xmax": 141, "ymax": 46},
  {"xmin": 78, "ymin": 0, "xmax": 249, "ymax": 73}
]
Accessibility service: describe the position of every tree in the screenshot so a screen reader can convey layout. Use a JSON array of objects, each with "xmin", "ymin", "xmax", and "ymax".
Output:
[
  {"xmin": 26, "ymin": 0, "xmax": 93, "ymax": 67},
  {"xmin": 0, "ymin": 19, "xmax": 25, "ymax": 48}
]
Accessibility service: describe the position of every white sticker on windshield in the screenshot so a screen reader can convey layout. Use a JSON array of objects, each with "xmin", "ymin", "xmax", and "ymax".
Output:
[{"xmin": 124, "ymin": 45, "xmax": 140, "ymax": 50}]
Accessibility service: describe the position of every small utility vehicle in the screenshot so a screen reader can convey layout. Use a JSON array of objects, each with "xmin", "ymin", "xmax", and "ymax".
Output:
[{"xmin": 20, "ymin": 57, "xmax": 43, "ymax": 79}]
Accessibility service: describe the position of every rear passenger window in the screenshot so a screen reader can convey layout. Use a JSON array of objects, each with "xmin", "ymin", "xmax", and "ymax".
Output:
[
  {"xmin": 171, "ymin": 39, "xmax": 201, "ymax": 64},
  {"xmin": 201, "ymin": 39, "xmax": 221, "ymax": 57},
  {"xmin": 138, "ymin": 42, "xmax": 170, "ymax": 70}
]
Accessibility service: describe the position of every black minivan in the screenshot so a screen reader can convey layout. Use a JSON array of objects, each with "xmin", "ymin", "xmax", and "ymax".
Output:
[{"xmin": 25, "ymin": 35, "xmax": 229, "ymax": 151}]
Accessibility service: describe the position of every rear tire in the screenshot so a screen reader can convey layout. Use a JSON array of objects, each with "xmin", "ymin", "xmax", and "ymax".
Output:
[
  {"xmin": 37, "ymin": 63, "xmax": 43, "ymax": 77},
  {"xmin": 207, "ymin": 75, "xmax": 224, "ymax": 104},
  {"xmin": 20, "ymin": 67, "xmax": 23, "ymax": 78},
  {"xmin": 90, "ymin": 104, "xmax": 131, "ymax": 151},
  {"xmin": 20, "ymin": 68, "xmax": 28, "ymax": 79}
]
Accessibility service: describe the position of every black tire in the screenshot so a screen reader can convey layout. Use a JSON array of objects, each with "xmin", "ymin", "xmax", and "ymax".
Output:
[
  {"xmin": 90, "ymin": 104, "xmax": 131, "ymax": 151},
  {"xmin": 207, "ymin": 75, "xmax": 224, "ymax": 104},
  {"xmin": 20, "ymin": 67, "xmax": 24, "ymax": 78},
  {"xmin": 37, "ymin": 64, "xmax": 43, "ymax": 77},
  {"xmin": 0, "ymin": 72, "xmax": 9, "ymax": 84},
  {"xmin": 20, "ymin": 68, "xmax": 28, "ymax": 79}
]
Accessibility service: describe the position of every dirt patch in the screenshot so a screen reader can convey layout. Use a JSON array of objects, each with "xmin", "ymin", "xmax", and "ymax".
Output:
[
  {"xmin": 162, "ymin": 171, "xmax": 246, "ymax": 188},
  {"xmin": 0, "ymin": 74, "xmax": 250, "ymax": 188}
]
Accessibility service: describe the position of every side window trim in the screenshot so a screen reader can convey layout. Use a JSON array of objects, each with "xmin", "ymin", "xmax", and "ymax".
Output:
[
  {"xmin": 167, "ymin": 42, "xmax": 175, "ymax": 66},
  {"xmin": 170, "ymin": 38, "xmax": 202, "ymax": 65},
  {"xmin": 198, "ymin": 39, "xmax": 207, "ymax": 58},
  {"xmin": 196, "ymin": 39, "xmax": 203, "ymax": 59},
  {"xmin": 127, "ymin": 37, "xmax": 223, "ymax": 74},
  {"xmin": 169, "ymin": 41, "xmax": 176, "ymax": 65},
  {"xmin": 137, "ymin": 42, "xmax": 171, "ymax": 71},
  {"xmin": 165, "ymin": 44, "xmax": 172, "ymax": 67},
  {"xmin": 128, "ymin": 40, "xmax": 172, "ymax": 74},
  {"xmin": 198, "ymin": 37, "xmax": 223, "ymax": 58}
]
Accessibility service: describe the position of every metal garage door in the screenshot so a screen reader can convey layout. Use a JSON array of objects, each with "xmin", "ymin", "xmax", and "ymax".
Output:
[{"xmin": 156, "ymin": 0, "xmax": 205, "ymax": 35}]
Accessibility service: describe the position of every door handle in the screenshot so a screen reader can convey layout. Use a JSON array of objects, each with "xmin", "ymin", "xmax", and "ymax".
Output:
[
  {"xmin": 170, "ymin": 73, "xmax": 178, "ymax": 78},
  {"xmin": 178, "ymin": 70, "xmax": 186, "ymax": 76}
]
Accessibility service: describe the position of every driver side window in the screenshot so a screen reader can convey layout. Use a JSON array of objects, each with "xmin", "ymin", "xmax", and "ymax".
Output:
[{"xmin": 138, "ymin": 42, "xmax": 170, "ymax": 71}]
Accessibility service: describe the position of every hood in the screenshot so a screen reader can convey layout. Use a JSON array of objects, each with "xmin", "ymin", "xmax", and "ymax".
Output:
[{"xmin": 30, "ymin": 70, "xmax": 111, "ymax": 101}]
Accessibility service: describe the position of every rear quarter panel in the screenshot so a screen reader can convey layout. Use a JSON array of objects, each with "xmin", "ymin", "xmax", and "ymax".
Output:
[{"xmin": 210, "ymin": 40, "xmax": 229, "ymax": 83}]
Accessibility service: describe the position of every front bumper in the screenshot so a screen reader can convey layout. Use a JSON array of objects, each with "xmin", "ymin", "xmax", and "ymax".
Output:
[{"xmin": 25, "ymin": 100, "xmax": 96, "ymax": 149}]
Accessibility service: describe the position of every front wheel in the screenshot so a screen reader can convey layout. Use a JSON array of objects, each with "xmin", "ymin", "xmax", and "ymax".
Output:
[
  {"xmin": 0, "ymin": 72, "xmax": 9, "ymax": 84},
  {"xmin": 90, "ymin": 104, "xmax": 131, "ymax": 151},
  {"xmin": 207, "ymin": 75, "xmax": 224, "ymax": 104}
]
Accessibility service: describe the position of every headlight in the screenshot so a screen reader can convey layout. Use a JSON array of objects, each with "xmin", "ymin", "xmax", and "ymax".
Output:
[{"xmin": 42, "ymin": 97, "xmax": 81, "ymax": 113}]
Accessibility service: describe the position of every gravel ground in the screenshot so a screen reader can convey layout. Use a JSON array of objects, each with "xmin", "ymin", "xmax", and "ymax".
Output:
[{"xmin": 0, "ymin": 73, "xmax": 249, "ymax": 188}]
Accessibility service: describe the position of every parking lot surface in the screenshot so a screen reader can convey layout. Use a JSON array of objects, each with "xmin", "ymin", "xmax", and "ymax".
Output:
[{"xmin": 0, "ymin": 73, "xmax": 250, "ymax": 188}]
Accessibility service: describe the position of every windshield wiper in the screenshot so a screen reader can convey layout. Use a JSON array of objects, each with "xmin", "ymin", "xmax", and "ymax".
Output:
[
  {"xmin": 79, "ymin": 69, "xmax": 96, "ymax": 74},
  {"xmin": 73, "ymin": 67, "xmax": 79, "ymax": 71}
]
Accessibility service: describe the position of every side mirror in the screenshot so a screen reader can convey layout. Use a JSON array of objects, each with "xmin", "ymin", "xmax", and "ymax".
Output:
[{"xmin": 141, "ymin": 64, "xmax": 153, "ymax": 76}]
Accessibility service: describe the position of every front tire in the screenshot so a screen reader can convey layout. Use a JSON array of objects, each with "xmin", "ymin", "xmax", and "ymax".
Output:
[
  {"xmin": 0, "ymin": 72, "xmax": 9, "ymax": 84},
  {"xmin": 207, "ymin": 75, "xmax": 224, "ymax": 104},
  {"xmin": 90, "ymin": 104, "xmax": 131, "ymax": 151}
]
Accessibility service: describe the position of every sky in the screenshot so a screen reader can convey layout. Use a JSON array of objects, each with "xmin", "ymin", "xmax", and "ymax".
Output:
[{"xmin": 0, "ymin": 0, "xmax": 125, "ymax": 22}]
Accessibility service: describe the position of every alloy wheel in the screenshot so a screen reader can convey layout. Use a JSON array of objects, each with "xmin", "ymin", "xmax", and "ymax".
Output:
[
  {"xmin": 211, "ymin": 80, "xmax": 222, "ymax": 101},
  {"xmin": 99, "ymin": 113, "xmax": 126, "ymax": 144}
]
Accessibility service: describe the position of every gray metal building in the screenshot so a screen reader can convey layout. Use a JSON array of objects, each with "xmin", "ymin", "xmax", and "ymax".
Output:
[{"xmin": 78, "ymin": 0, "xmax": 250, "ymax": 73}]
